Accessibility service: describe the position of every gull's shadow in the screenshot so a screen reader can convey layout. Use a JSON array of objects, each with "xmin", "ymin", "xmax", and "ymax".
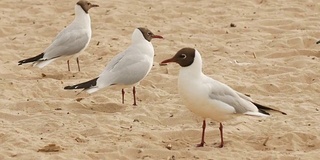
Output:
[{"xmin": 84, "ymin": 102, "xmax": 127, "ymax": 113}]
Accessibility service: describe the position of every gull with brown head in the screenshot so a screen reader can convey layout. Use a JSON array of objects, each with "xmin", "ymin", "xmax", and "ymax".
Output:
[
  {"xmin": 64, "ymin": 28, "xmax": 163, "ymax": 105},
  {"xmin": 18, "ymin": 0, "xmax": 99, "ymax": 72},
  {"xmin": 161, "ymin": 47, "xmax": 286, "ymax": 148}
]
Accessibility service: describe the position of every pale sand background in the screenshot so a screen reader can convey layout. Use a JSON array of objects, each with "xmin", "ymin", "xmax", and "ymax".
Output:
[{"xmin": 0, "ymin": 0, "xmax": 320, "ymax": 159}]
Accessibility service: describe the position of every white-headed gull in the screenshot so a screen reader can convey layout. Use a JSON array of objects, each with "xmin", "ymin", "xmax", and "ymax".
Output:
[
  {"xmin": 64, "ymin": 28, "xmax": 163, "ymax": 105},
  {"xmin": 18, "ymin": 0, "xmax": 99, "ymax": 71},
  {"xmin": 160, "ymin": 47, "xmax": 286, "ymax": 148}
]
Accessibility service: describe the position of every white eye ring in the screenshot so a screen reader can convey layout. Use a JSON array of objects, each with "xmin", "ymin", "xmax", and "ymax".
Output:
[{"xmin": 181, "ymin": 54, "xmax": 187, "ymax": 59}]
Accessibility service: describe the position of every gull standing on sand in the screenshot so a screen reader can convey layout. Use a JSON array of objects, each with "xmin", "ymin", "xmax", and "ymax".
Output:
[
  {"xmin": 64, "ymin": 28, "xmax": 163, "ymax": 105},
  {"xmin": 161, "ymin": 48, "xmax": 286, "ymax": 148},
  {"xmin": 18, "ymin": 0, "xmax": 99, "ymax": 71}
]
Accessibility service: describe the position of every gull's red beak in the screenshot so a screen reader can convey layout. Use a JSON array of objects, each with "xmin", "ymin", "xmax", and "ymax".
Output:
[
  {"xmin": 161, "ymin": 58, "xmax": 174, "ymax": 64},
  {"xmin": 152, "ymin": 35, "xmax": 164, "ymax": 39},
  {"xmin": 91, "ymin": 4, "xmax": 99, "ymax": 7},
  {"xmin": 160, "ymin": 57, "xmax": 175, "ymax": 66}
]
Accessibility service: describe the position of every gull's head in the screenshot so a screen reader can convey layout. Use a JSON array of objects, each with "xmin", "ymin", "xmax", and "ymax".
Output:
[
  {"xmin": 161, "ymin": 48, "xmax": 197, "ymax": 67},
  {"xmin": 132, "ymin": 28, "xmax": 163, "ymax": 42},
  {"xmin": 76, "ymin": 0, "xmax": 99, "ymax": 13}
]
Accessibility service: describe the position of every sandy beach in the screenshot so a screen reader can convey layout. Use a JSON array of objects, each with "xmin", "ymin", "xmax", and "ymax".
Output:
[{"xmin": 0, "ymin": 0, "xmax": 320, "ymax": 159}]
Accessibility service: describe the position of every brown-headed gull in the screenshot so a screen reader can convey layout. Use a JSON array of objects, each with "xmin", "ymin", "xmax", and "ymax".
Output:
[
  {"xmin": 18, "ymin": 0, "xmax": 99, "ymax": 71},
  {"xmin": 160, "ymin": 47, "xmax": 286, "ymax": 148},
  {"xmin": 64, "ymin": 28, "xmax": 163, "ymax": 105}
]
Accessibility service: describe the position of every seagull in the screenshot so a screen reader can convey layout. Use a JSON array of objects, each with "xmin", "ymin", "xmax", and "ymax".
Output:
[
  {"xmin": 160, "ymin": 47, "xmax": 286, "ymax": 148},
  {"xmin": 18, "ymin": 0, "xmax": 99, "ymax": 71},
  {"xmin": 64, "ymin": 28, "xmax": 163, "ymax": 105}
]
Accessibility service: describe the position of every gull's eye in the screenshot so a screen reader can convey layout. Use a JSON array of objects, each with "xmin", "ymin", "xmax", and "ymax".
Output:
[
  {"xmin": 87, "ymin": 3, "xmax": 91, "ymax": 5},
  {"xmin": 147, "ymin": 32, "xmax": 152, "ymax": 35},
  {"xmin": 179, "ymin": 54, "xmax": 187, "ymax": 59}
]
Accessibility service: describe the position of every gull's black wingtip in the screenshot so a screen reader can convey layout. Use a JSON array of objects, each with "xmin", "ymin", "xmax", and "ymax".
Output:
[
  {"xmin": 253, "ymin": 102, "xmax": 287, "ymax": 115},
  {"xmin": 280, "ymin": 111, "xmax": 287, "ymax": 115},
  {"xmin": 64, "ymin": 86, "xmax": 74, "ymax": 90},
  {"xmin": 18, "ymin": 53, "xmax": 44, "ymax": 65},
  {"xmin": 18, "ymin": 59, "xmax": 27, "ymax": 65},
  {"xmin": 64, "ymin": 77, "xmax": 98, "ymax": 90},
  {"xmin": 259, "ymin": 109, "xmax": 270, "ymax": 115}
]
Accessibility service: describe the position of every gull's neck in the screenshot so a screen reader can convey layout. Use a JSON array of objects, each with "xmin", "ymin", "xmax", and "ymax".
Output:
[{"xmin": 73, "ymin": 5, "xmax": 91, "ymax": 28}]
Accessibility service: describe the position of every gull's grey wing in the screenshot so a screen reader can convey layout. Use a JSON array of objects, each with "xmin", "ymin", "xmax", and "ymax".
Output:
[
  {"xmin": 206, "ymin": 77, "xmax": 257, "ymax": 114},
  {"xmin": 97, "ymin": 46, "xmax": 153, "ymax": 86},
  {"xmin": 103, "ymin": 50, "xmax": 127, "ymax": 71},
  {"xmin": 236, "ymin": 91, "xmax": 253, "ymax": 102},
  {"xmin": 43, "ymin": 28, "xmax": 90, "ymax": 59}
]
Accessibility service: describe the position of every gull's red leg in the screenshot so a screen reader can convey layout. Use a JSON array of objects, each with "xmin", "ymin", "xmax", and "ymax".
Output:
[
  {"xmin": 133, "ymin": 86, "xmax": 137, "ymax": 106},
  {"xmin": 197, "ymin": 120, "xmax": 206, "ymax": 147},
  {"xmin": 76, "ymin": 57, "xmax": 80, "ymax": 71},
  {"xmin": 121, "ymin": 89, "xmax": 125, "ymax": 104},
  {"xmin": 219, "ymin": 122, "xmax": 224, "ymax": 148},
  {"xmin": 67, "ymin": 60, "xmax": 70, "ymax": 71}
]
